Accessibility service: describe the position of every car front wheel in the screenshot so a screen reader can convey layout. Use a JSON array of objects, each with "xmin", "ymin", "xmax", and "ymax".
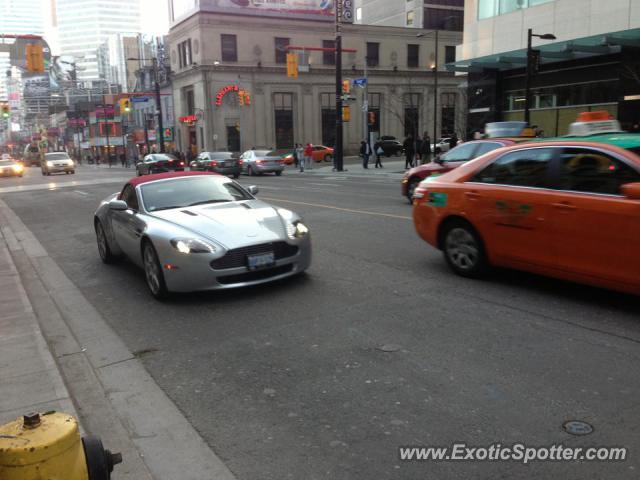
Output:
[
  {"xmin": 324, "ymin": 154, "xmax": 333, "ymax": 163},
  {"xmin": 143, "ymin": 241, "xmax": 168, "ymax": 300},
  {"xmin": 95, "ymin": 220, "xmax": 116, "ymax": 264},
  {"xmin": 407, "ymin": 177, "xmax": 421, "ymax": 204},
  {"xmin": 442, "ymin": 220, "xmax": 487, "ymax": 278}
]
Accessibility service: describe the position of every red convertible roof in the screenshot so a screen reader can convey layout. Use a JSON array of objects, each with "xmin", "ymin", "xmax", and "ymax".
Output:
[{"xmin": 128, "ymin": 171, "xmax": 218, "ymax": 188}]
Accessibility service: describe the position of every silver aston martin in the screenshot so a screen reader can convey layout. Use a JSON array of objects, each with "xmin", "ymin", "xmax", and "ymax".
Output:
[{"xmin": 94, "ymin": 172, "xmax": 312, "ymax": 299}]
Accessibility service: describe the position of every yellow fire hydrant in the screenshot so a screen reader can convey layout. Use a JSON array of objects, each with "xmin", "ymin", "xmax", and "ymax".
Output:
[{"xmin": 0, "ymin": 411, "xmax": 122, "ymax": 480}]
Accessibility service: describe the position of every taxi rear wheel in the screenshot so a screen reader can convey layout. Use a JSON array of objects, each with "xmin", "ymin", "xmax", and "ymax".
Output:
[{"xmin": 442, "ymin": 220, "xmax": 487, "ymax": 278}]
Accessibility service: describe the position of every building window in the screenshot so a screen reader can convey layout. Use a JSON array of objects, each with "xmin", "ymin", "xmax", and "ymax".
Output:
[
  {"xmin": 406, "ymin": 10, "xmax": 414, "ymax": 26},
  {"xmin": 366, "ymin": 43, "xmax": 379, "ymax": 67},
  {"xmin": 178, "ymin": 39, "xmax": 192, "ymax": 68},
  {"xmin": 424, "ymin": 8, "xmax": 463, "ymax": 30},
  {"xmin": 274, "ymin": 93, "xmax": 294, "ymax": 149},
  {"xmin": 445, "ymin": 45, "xmax": 456, "ymax": 64},
  {"xmin": 275, "ymin": 37, "xmax": 290, "ymax": 64},
  {"xmin": 441, "ymin": 92, "xmax": 456, "ymax": 136},
  {"xmin": 356, "ymin": 7, "xmax": 362, "ymax": 21},
  {"xmin": 478, "ymin": 0, "xmax": 554, "ymax": 19},
  {"xmin": 184, "ymin": 89, "xmax": 195, "ymax": 115},
  {"xmin": 404, "ymin": 93, "xmax": 421, "ymax": 137},
  {"xmin": 323, "ymin": 40, "xmax": 335, "ymax": 65},
  {"xmin": 368, "ymin": 93, "xmax": 381, "ymax": 133},
  {"xmin": 320, "ymin": 93, "xmax": 336, "ymax": 147},
  {"xmin": 221, "ymin": 34, "xmax": 237, "ymax": 62},
  {"xmin": 407, "ymin": 44, "xmax": 419, "ymax": 68}
]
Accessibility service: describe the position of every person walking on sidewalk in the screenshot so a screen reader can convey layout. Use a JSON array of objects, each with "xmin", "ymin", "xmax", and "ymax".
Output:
[
  {"xmin": 304, "ymin": 143, "xmax": 313, "ymax": 170},
  {"xmin": 292, "ymin": 144, "xmax": 299, "ymax": 169},
  {"xmin": 415, "ymin": 136, "xmax": 423, "ymax": 165},
  {"xmin": 297, "ymin": 143, "xmax": 305, "ymax": 172},
  {"xmin": 403, "ymin": 135, "xmax": 415, "ymax": 169},
  {"xmin": 359, "ymin": 140, "xmax": 372, "ymax": 169},
  {"xmin": 374, "ymin": 140, "xmax": 384, "ymax": 168},
  {"xmin": 421, "ymin": 133, "xmax": 432, "ymax": 164}
]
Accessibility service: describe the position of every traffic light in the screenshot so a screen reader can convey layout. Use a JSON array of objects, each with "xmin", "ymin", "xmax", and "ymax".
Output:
[
  {"xmin": 286, "ymin": 53, "xmax": 298, "ymax": 78},
  {"xmin": 26, "ymin": 44, "xmax": 45, "ymax": 73},
  {"xmin": 1, "ymin": 104, "xmax": 9, "ymax": 118},
  {"xmin": 368, "ymin": 111, "xmax": 376, "ymax": 125},
  {"xmin": 342, "ymin": 105, "xmax": 350, "ymax": 122},
  {"xmin": 342, "ymin": 80, "xmax": 350, "ymax": 94},
  {"xmin": 123, "ymin": 99, "xmax": 131, "ymax": 113}
]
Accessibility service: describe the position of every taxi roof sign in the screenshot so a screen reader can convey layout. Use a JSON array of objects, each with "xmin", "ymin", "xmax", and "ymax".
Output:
[{"xmin": 568, "ymin": 111, "xmax": 622, "ymax": 137}]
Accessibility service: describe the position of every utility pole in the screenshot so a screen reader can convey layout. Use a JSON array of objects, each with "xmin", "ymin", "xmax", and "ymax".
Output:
[
  {"xmin": 433, "ymin": 29, "xmax": 439, "ymax": 157},
  {"xmin": 334, "ymin": 1, "xmax": 344, "ymax": 172},
  {"xmin": 153, "ymin": 58, "xmax": 166, "ymax": 153},
  {"xmin": 524, "ymin": 28, "xmax": 532, "ymax": 126},
  {"xmin": 363, "ymin": 56, "xmax": 369, "ymax": 146}
]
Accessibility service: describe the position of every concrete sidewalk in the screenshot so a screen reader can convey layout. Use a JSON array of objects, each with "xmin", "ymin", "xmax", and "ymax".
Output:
[
  {"xmin": 287, "ymin": 159, "xmax": 408, "ymax": 177},
  {"xmin": 0, "ymin": 199, "xmax": 237, "ymax": 479}
]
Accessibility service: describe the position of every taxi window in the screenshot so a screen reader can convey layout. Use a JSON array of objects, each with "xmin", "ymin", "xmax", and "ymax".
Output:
[
  {"xmin": 473, "ymin": 141, "xmax": 504, "ymax": 157},
  {"xmin": 556, "ymin": 148, "xmax": 640, "ymax": 195},
  {"xmin": 441, "ymin": 143, "xmax": 477, "ymax": 162},
  {"xmin": 472, "ymin": 148, "xmax": 554, "ymax": 188}
]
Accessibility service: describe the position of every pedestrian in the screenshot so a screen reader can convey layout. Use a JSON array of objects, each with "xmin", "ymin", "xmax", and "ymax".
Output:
[
  {"xmin": 374, "ymin": 140, "xmax": 384, "ymax": 168},
  {"xmin": 415, "ymin": 136, "xmax": 423, "ymax": 164},
  {"xmin": 403, "ymin": 134, "xmax": 415, "ymax": 169},
  {"xmin": 449, "ymin": 133, "xmax": 458, "ymax": 151},
  {"xmin": 421, "ymin": 133, "xmax": 432, "ymax": 164},
  {"xmin": 304, "ymin": 143, "xmax": 313, "ymax": 170},
  {"xmin": 120, "ymin": 152, "xmax": 126, "ymax": 167},
  {"xmin": 297, "ymin": 143, "xmax": 305, "ymax": 172},
  {"xmin": 359, "ymin": 140, "xmax": 371, "ymax": 169},
  {"xmin": 292, "ymin": 143, "xmax": 299, "ymax": 169}
]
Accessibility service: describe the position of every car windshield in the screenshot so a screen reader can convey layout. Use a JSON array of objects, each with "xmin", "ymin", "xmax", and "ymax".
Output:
[
  {"xmin": 46, "ymin": 153, "xmax": 70, "ymax": 160},
  {"xmin": 208, "ymin": 152, "xmax": 233, "ymax": 159},
  {"xmin": 485, "ymin": 121, "xmax": 528, "ymax": 138},
  {"xmin": 254, "ymin": 150, "xmax": 278, "ymax": 157},
  {"xmin": 140, "ymin": 176, "xmax": 252, "ymax": 212}
]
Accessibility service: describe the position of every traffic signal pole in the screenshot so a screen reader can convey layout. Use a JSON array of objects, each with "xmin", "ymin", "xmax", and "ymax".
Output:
[
  {"xmin": 153, "ymin": 58, "xmax": 165, "ymax": 153},
  {"xmin": 335, "ymin": 5, "xmax": 344, "ymax": 172}
]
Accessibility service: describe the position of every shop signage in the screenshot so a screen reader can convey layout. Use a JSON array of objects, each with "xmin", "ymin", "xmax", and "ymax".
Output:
[
  {"xmin": 164, "ymin": 127, "xmax": 174, "ymax": 141},
  {"xmin": 215, "ymin": 85, "xmax": 251, "ymax": 107},
  {"xmin": 179, "ymin": 115, "xmax": 198, "ymax": 124}
]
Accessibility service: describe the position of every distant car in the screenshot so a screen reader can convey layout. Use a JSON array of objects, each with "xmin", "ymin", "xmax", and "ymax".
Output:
[
  {"xmin": 42, "ymin": 152, "xmax": 75, "ymax": 176},
  {"xmin": 378, "ymin": 136, "xmax": 404, "ymax": 157},
  {"xmin": 311, "ymin": 145, "xmax": 334, "ymax": 162},
  {"xmin": 190, "ymin": 151, "xmax": 241, "ymax": 178},
  {"xmin": 0, "ymin": 158, "xmax": 24, "ymax": 177},
  {"xmin": 1, "ymin": 153, "xmax": 11, "ymax": 161},
  {"xmin": 93, "ymin": 172, "xmax": 311, "ymax": 299},
  {"xmin": 23, "ymin": 145, "xmax": 40, "ymax": 167},
  {"xmin": 240, "ymin": 149, "xmax": 285, "ymax": 176},
  {"xmin": 401, "ymin": 139, "xmax": 524, "ymax": 202},
  {"xmin": 136, "ymin": 154, "xmax": 185, "ymax": 176}
]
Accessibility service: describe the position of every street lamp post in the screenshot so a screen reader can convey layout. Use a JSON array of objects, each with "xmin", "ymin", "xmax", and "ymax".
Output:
[
  {"xmin": 417, "ymin": 30, "xmax": 440, "ymax": 161},
  {"xmin": 334, "ymin": 3, "xmax": 344, "ymax": 172},
  {"xmin": 524, "ymin": 29, "xmax": 556, "ymax": 125}
]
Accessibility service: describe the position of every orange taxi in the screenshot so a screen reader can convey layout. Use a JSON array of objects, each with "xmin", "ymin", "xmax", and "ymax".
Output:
[{"xmin": 412, "ymin": 140, "xmax": 640, "ymax": 296}]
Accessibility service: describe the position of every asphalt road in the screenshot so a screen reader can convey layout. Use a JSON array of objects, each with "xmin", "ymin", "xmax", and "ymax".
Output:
[{"xmin": 3, "ymin": 165, "xmax": 640, "ymax": 479}]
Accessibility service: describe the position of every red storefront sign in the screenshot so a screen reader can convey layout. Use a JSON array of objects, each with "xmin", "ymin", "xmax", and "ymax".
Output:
[
  {"xmin": 179, "ymin": 115, "xmax": 198, "ymax": 124},
  {"xmin": 215, "ymin": 85, "xmax": 251, "ymax": 107}
]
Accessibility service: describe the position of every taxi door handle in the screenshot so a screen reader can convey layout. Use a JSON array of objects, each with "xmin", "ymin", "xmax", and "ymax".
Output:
[
  {"xmin": 465, "ymin": 191, "xmax": 481, "ymax": 200},
  {"xmin": 552, "ymin": 202, "xmax": 576, "ymax": 211}
]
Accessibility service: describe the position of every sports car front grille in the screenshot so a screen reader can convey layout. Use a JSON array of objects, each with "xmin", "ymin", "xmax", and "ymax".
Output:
[
  {"xmin": 210, "ymin": 242, "xmax": 299, "ymax": 270},
  {"xmin": 217, "ymin": 264, "xmax": 294, "ymax": 285}
]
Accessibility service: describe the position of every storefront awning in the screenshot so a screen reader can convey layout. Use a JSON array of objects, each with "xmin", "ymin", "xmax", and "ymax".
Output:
[{"xmin": 447, "ymin": 27, "xmax": 640, "ymax": 73}]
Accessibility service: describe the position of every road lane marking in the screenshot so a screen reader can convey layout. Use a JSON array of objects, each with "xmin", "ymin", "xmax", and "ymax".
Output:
[
  {"xmin": 0, "ymin": 177, "xmax": 129, "ymax": 194},
  {"xmin": 309, "ymin": 183, "xmax": 341, "ymax": 187},
  {"xmin": 73, "ymin": 190, "xmax": 90, "ymax": 196},
  {"xmin": 261, "ymin": 196, "xmax": 412, "ymax": 220}
]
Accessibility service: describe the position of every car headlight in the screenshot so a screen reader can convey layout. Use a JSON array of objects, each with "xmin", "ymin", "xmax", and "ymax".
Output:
[
  {"xmin": 286, "ymin": 221, "xmax": 309, "ymax": 239},
  {"xmin": 46, "ymin": 161, "xmax": 53, "ymax": 167},
  {"xmin": 12, "ymin": 164, "xmax": 23, "ymax": 173},
  {"xmin": 170, "ymin": 238, "xmax": 217, "ymax": 254}
]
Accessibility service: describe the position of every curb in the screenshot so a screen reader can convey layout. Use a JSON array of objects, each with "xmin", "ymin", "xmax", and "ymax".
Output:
[{"xmin": 0, "ymin": 198, "xmax": 237, "ymax": 480}]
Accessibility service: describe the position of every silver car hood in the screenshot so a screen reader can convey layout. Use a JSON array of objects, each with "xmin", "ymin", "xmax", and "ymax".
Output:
[{"xmin": 148, "ymin": 200, "xmax": 286, "ymax": 248}]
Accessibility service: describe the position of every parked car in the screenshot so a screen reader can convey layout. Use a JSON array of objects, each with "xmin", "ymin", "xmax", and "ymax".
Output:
[
  {"xmin": 93, "ymin": 172, "xmax": 311, "ymax": 299},
  {"xmin": 412, "ymin": 139, "xmax": 640, "ymax": 296},
  {"xmin": 240, "ymin": 149, "xmax": 285, "ymax": 176},
  {"xmin": 190, "ymin": 151, "xmax": 241, "ymax": 178},
  {"xmin": 136, "ymin": 154, "xmax": 185, "ymax": 176},
  {"xmin": 282, "ymin": 145, "xmax": 334, "ymax": 165},
  {"xmin": 401, "ymin": 139, "xmax": 527, "ymax": 202},
  {"xmin": 41, "ymin": 152, "xmax": 75, "ymax": 176},
  {"xmin": 377, "ymin": 136, "xmax": 404, "ymax": 157}
]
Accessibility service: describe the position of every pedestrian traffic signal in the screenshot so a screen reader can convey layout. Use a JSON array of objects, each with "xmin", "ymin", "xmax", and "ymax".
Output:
[
  {"xmin": 25, "ymin": 44, "xmax": 45, "ymax": 73},
  {"xmin": 286, "ymin": 53, "xmax": 298, "ymax": 78},
  {"xmin": 1, "ymin": 104, "xmax": 9, "ymax": 118},
  {"xmin": 342, "ymin": 105, "xmax": 350, "ymax": 122},
  {"xmin": 119, "ymin": 98, "xmax": 131, "ymax": 114},
  {"xmin": 368, "ymin": 111, "xmax": 376, "ymax": 125},
  {"xmin": 342, "ymin": 80, "xmax": 350, "ymax": 94}
]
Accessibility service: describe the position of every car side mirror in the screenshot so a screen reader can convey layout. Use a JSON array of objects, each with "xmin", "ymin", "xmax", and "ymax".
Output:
[
  {"xmin": 247, "ymin": 185, "xmax": 259, "ymax": 195},
  {"xmin": 108, "ymin": 199, "xmax": 129, "ymax": 211},
  {"xmin": 621, "ymin": 182, "xmax": 640, "ymax": 200}
]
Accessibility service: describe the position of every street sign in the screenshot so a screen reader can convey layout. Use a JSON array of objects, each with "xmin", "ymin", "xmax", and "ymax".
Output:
[
  {"xmin": 131, "ymin": 96, "xmax": 150, "ymax": 103},
  {"xmin": 353, "ymin": 78, "xmax": 367, "ymax": 86},
  {"xmin": 362, "ymin": 100, "xmax": 369, "ymax": 112},
  {"xmin": 341, "ymin": 94, "xmax": 356, "ymax": 102}
]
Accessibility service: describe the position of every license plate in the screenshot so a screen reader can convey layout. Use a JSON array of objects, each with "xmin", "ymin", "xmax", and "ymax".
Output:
[{"xmin": 247, "ymin": 252, "xmax": 275, "ymax": 270}]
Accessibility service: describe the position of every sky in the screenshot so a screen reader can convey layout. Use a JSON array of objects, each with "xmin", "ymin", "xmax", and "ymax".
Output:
[{"xmin": 141, "ymin": 0, "xmax": 170, "ymax": 35}]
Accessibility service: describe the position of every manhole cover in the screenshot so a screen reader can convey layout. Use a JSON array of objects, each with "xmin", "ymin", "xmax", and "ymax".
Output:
[
  {"xmin": 563, "ymin": 420, "xmax": 594, "ymax": 436},
  {"xmin": 377, "ymin": 344, "xmax": 401, "ymax": 353}
]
